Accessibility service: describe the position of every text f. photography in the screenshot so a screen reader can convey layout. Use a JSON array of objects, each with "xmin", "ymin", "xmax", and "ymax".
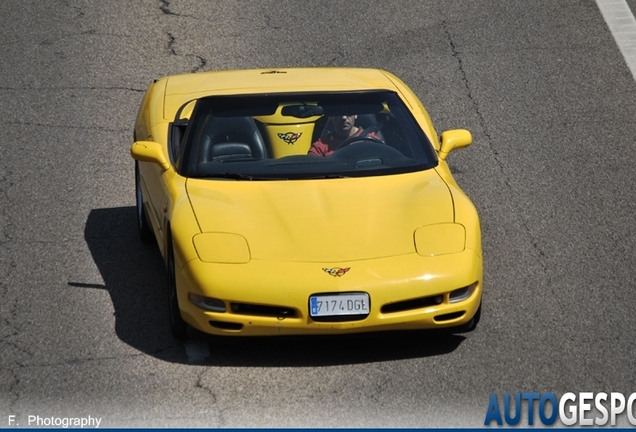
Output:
[{"xmin": 7, "ymin": 414, "xmax": 102, "ymax": 428}]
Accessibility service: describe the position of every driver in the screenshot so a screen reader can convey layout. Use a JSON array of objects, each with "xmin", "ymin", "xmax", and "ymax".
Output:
[{"xmin": 308, "ymin": 114, "xmax": 380, "ymax": 157}]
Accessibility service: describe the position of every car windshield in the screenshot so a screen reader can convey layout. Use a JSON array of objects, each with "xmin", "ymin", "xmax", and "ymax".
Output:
[{"xmin": 178, "ymin": 91, "xmax": 438, "ymax": 180}]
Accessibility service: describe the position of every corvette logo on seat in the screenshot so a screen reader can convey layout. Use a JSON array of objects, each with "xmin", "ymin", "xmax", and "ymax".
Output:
[
  {"xmin": 322, "ymin": 267, "xmax": 350, "ymax": 277},
  {"xmin": 277, "ymin": 132, "xmax": 302, "ymax": 145}
]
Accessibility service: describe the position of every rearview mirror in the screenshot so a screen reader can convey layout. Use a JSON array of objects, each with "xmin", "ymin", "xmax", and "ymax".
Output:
[
  {"xmin": 281, "ymin": 104, "xmax": 324, "ymax": 118},
  {"xmin": 130, "ymin": 141, "xmax": 169, "ymax": 170},
  {"xmin": 438, "ymin": 129, "xmax": 472, "ymax": 160}
]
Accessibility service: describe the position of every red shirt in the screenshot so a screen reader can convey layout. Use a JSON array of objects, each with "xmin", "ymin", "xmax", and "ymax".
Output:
[{"xmin": 308, "ymin": 128, "xmax": 380, "ymax": 157}]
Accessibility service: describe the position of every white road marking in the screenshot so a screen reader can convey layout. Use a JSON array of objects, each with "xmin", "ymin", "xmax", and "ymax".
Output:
[
  {"xmin": 596, "ymin": 0, "xmax": 636, "ymax": 80},
  {"xmin": 185, "ymin": 340, "xmax": 210, "ymax": 363}
]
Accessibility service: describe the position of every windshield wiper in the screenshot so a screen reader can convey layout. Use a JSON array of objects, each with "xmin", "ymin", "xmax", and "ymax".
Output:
[
  {"xmin": 204, "ymin": 172, "xmax": 255, "ymax": 180},
  {"xmin": 203, "ymin": 173, "xmax": 291, "ymax": 181},
  {"xmin": 308, "ymin": 174, "xmax": 350, "ymax": 179},
  {"xmin": 199, "ymin": 172, "xmax": 349, "ymax": 180}
]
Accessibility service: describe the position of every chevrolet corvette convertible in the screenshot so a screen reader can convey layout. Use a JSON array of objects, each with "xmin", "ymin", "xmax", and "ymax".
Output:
[{"xmin": 130, "ymin": 68, "xmax": 482, "ymax": 341}]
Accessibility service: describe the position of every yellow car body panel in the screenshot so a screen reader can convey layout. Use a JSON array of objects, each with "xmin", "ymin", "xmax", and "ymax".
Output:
[
  {"xmin": 185, "ymin": 171, "xmax": 453, "ymax": 262},
  {"xmin": 130, "ymin": 67, "xmax": 482, "ymax": 339}
]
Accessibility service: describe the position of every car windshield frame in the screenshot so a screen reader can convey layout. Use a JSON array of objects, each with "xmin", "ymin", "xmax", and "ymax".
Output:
[{"xmin": 178, "ymin": 91, "xmax": 438, "ymax": 180}]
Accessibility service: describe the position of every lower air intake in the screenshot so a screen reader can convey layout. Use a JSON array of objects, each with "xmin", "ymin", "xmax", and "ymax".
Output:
[
  {"xmin": 433, "ymin": 311, "xmax": 465, "ymax": 322},
  {"xmin": 230, "ymin": 303, "xmax": 297, "ymax": 318},
  {"xmin": 381, "ymin": 295, "xmax": 443, "ymax": 314}
]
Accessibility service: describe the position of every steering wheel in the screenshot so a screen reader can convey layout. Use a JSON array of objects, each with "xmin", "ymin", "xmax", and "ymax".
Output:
[{"xmin": 337, "ymin": 134, "xmax": 385, "ymax": 150}]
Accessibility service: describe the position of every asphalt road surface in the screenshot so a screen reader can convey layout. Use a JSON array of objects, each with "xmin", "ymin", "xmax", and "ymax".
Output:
[{"xmin": 2, "ymin": 0, "xmax": 636, "ymax": 428}]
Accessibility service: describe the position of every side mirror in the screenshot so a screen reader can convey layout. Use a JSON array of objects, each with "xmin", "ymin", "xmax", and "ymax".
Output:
[
  {"xmin": 130, "ymin": 141, "xmax": 169, "ymax": 171},
  {"xmin": 438, "ymin": 129, "xmax": 472, "ymax": 160}
]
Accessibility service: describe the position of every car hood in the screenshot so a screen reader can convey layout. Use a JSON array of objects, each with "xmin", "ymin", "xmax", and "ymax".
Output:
[{"xmin": 186, "ymin": 170, "xmax": 453, "ymax": 263}]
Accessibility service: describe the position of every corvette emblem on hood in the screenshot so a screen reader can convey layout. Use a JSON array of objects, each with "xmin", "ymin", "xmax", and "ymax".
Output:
[{"xmin": 322, "ymin": 267, "xmax": 350, "ymax": 277}]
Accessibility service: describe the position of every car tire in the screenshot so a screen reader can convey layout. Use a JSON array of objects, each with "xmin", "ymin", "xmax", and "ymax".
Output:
[
  {"xmin": 472, "ymin": 301, "xmax": 482, "ymax": 326},
  {"xmin": 135, "ymin": 162, "xmax": 154, "ymax": 244},
  {"xmin": 166, "ymin": 235, "xmax": 189, "ymax": 342},
  {"xmin": 454, "ymin": 301, "xmax": 482, "ymax": 333}
]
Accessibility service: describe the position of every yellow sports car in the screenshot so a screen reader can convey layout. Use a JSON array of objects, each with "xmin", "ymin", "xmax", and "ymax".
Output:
[{"xmin": 131, "ymin": 68, "xmax": 482, "ymax": 341}]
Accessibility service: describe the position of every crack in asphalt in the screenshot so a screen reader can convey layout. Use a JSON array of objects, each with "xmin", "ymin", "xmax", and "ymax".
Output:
[
  {"xmin": 167, "ymin": 32, "xmax": 177, "ymax": 55},
  {"xmin": 329, "ymin": 51, "xmax": 345, "ymax": 65},
  {"xmin": 3, "ymin": 345, "xmax": 184, "ymax": 371},
  {"xmin": 39, "ymin": 29, "xmax": 135, "ymax": 47},
  {"xmin": 160, "ymin": 0, "xmax": 178, "ymax": 16},
  {"xmin": 165, "ymin": 32, "xmax": 208, "ymax": 73},
  {"xmin": 194, "ymin": 372, "xmax": 218, "ymax": 403},
  {"xmin": 263, "ymin": 14, "xmax": 282, "ymax": 30},
  {"xmin": 159, "ymin": 0, "xmax": 203, "ymax": 21},
  {"xmin": 442, "ymin": 20, "xmax": 550, "ymax": 270},
  {"xmin": 0, "ymin": 171, "xmax": 20, "ymax": 368},
  {"xmin": 1, "ymin": 29, "xmax": 130, "ymax": 49},
  {"xmin": 192, "ymin": 55, "xmax": 207, "ymax": 72},
  {"xmin": 194, "ymin": 370, "xmax": 228, "ymax": 427},
  {"xmin": 4, "ymin": 121, "xmax": 129, "ymax": 133},
  {"xmin": 442, "ymin": 20, "xmax": 494, "ymax": 154},
  {"xmin": 0, "ymin": 179, "xmax": 10, "ymax": 243},
  {"xmin": 2, "ymin": 337, "xmax": 35, "ymax": 364},
  {"xmin": 0, "ymin": 86, "xmax": 145, "ymax": 93},
  {"xmin": 161, "ymin": 1, "xmax": 210, "ymax": 73},
  {"xmin": 0, "ymin": 247, "xmax": 25, "ymax": 414},
  {"xmin": 2, "ymin": 368, "xmax": 21, "ymax": 414},
  {"xmin": 40, "ymin": 29, "xmax": 96, "ymax": 46},
  {"xmin": 60, "ymin": 0, "xmax": 85, "ymax": 18}
]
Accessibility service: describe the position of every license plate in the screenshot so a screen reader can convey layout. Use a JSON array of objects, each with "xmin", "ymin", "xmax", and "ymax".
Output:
[{"xmin": 309, "ymin": 293, "xmax": 370, "ymax": 317}]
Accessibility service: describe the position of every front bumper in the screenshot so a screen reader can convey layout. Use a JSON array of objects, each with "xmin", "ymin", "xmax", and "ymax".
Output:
[{"xmin": 176, "ymin": 249, "xmax": 482, "ymax": 337}]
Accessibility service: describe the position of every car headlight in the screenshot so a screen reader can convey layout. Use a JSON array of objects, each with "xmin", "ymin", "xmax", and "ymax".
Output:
[
  {"xmin": 414, "ymin": 223, "xmax": 466, "ymax": 256},
  {"xmin": 193, "ymin": 232, "xmax": 250, "ymax": 263},
  {"xmin": 449, "ymin": 282, "xmax": 478, "ymax": 303}
]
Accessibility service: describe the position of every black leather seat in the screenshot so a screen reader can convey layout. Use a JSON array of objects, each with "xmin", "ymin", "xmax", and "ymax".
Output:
[
  {"xmin": 355, "ymin": 114, "xmax": 385, "ymax": 141},
  {"xmin": 199, "ymin": 116, "xmax": 268, "ymax": 163},
  {"xmin": 209, "ymin": 142, "xmax": 253, "ymax": 162}
]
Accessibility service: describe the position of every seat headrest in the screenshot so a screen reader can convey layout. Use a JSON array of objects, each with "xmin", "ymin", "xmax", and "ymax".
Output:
[{"xmin": 210, "ymin": 142, "xmax": 252, "ymax": 161}]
